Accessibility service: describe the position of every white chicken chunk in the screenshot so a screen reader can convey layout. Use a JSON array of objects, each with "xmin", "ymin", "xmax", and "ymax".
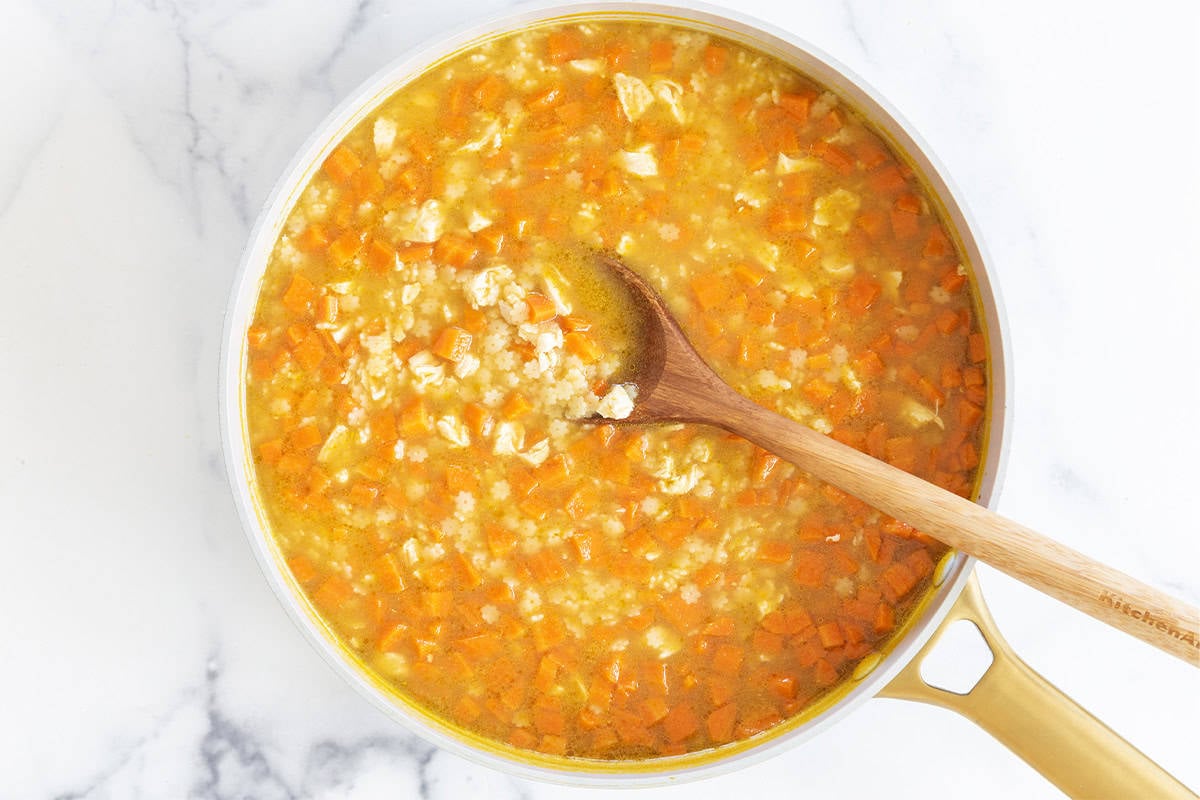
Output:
[
  {"xmin": 813, "ymin": 188, "xmax": 861, "ymax": 233},
  {"xmin": 612, "ymin": 72, "xmax": 655, "ymax": 122}
]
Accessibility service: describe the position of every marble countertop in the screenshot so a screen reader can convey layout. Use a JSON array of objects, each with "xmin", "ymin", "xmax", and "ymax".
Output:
[{"xmin": 2, "ymin": 0, "xmax": 1197, "ymax": 797}]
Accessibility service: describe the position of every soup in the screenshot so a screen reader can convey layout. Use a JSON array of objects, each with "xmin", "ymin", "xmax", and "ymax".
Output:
[{"xmin": 243, "ymin": 19, "xmax": 989, "ymax": 761}]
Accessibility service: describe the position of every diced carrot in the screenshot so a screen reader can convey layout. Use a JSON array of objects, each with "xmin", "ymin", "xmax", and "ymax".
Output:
[
  {"xmin": 350, "ymin": 167, "xmax": 384, "ymax": 200},
  {"xmin": 296, "ymin": 223, "xmax": 329, "ymax": 252},
  {"xmin": 813, "ymin": 658, "xmax": 839, "ymax": 687},
  {"xmin": 285, "ymin": 324, "xmax": 308, "ymax": 346},
  {"xmin": 817, "ymin": 621, "xmax": 845, "ymax": 649},
  {"xmin": 568, "ymin": 531, "xmax": 593, "ymax": 562},
  {"xmin": 778, "ymin": 91, "xmax": 812, "ymax": 121},
  {"xmin": 501, "ymin": 391, "xmax": 533, "ymax": 419},
  {"xmin": 507, "ymin": 465, "xmax": 539, "ymax": 499},
  {"xmin": 905, "ymin": 548, "xmax": 935, "ymax": 580},
  {"xmin": 453, "ymin": 695, "xmax": 482, "ymax": 724},
  {"xmin": 702, "ymin": 616, "xmax": 736, "ymax": 637},
  {"xmin": 881, "ymin": 561, "xmax": 918, "ymax": 600},
  {"xmin": 968, "ymin": 332, "xmax": 988, "ymax": 363},
  {"xmin": 322, "ymin": 145, "xmax": 361, "ymax": 183},
  {"xmin": 289, "ymin": 422, "xmax": 322, "ymax": 452},
  {"xmin": 811, "ymin": 140, "xmax": 855, "ymax": 175},
  {"xmin": 753, "ymin": 629, "xmax": 784, "ymax": 656},
  {"xmin": 711, "ymin": 644, "xmax": 744, "ymax": 676},
  {"xmin": 282, "ymin": 274, "xmax": 316, "ymax": 317},
  {"xmin": 518, "ymin": 491, "xmax": 553, "ymax": 521},
  {"xmin": 442, "ymin": 463, "xmax": 475, "ymax": 495},
  {"xmin": 364, "ymin": 239, "xmax": 394, "ymax": 274},
  {"xmin": 603, "ymin": 41, "xmax": 633, "ymax": 70},
  {"xmin": 328, "ymin": 230, "xmax": 362, "ymax": 265},
  {"xmin": 526, "ymin": 85, "xmax": 564, "ymax": 111},
  {"xmin": 757, "ymin": 540, "xmax": 792, "ymax": 564},
  {"xmin": 535, "ymin": 454, "xmax": 571, "ymax": 488},
  {"xmin": 433, "ymin": 234, "xmax": 478, "ymax": 268},
  {"xmin": 845, "ymin": 274, "xmax": 881, "ymax": 315},
  {"xmin": 508, "ymin": 728, "xmax": 538, "ymax": 750},
  {"xmin": 531, "ymin": 614, "xmax": 566, "ymax": 650},
  {"xmin": 761, "ymin": 606, "xmax": 813, "ymax": 635},
  {"xmin": 641, "ymin": 695, "xmax": 670, "ymax": 725},
  {"xmin": 293, "ymin": 332, "xmax": 326, "ymax": 372},
  {"xmin": 398, "ymin": 396, "xmax": 432, "ymax": 436},
  {"xmin": 739, "ymin": 138, "xmax": 768, "ymax": 171},
  {"xmin": 420, "ymin": 559, "xmax": 455, "ymax": 590},
  {"xmin": 793, "ymin": 637, "xmax": 823, "ymax": 668},
  {"xmin": 485, "ymin": 523, "xmax": 518, "ymax": 557},
  {"xmin": 935, "ymin": 308, "xmax": 961, "ymax": 335},
  {"xmin": 649, "ymin": 39, "xmax": 674, "ymax": 72},
  {"xmin": 275, "ymin": 453, "xmax": 309, "ymax": 477},
  {"xmin": 874, "ymin": 603, "xmax": 896, "ymax": 634},
  {"xmin": 453, "ymin": 632, "xmax": 502, "ymax": 661},
  {"xmin": 884, "ymin": 436, "xmax": 918, "ymax": 472},
  {"xmin": 557, "ymin": 316, "xmax": 590, "ymax": 335},
  {"xmin": 959, "ymin": 441, "xmax": 980, "ymax": 470},
  {"xmin": 819, "ymin": 109, "xmax": 844, "ymax": 136},
  {"xmin": 395, "ymin": 242, "xmax": 433, "ymax": 264},
  {"xmin": 246, "ymin": 325, "xmax": 271, "ymax": 351},
  {"xmin": 525, "ymin": 292, "xmax": 557, "ymax": 323},
  {"xmin": 868, "ymin": 163, "xmax": 907, "ymax": 195},
  {"xmin": 373, "ymin": 551, "xmax": 406, "ymax": 593},
  {"xmin": 706, "ymin": 703, "xmax": 737, "ymax": 741},
  {"xmin": 563, "ymin": 331, "xmax": 602, "ymax": 363},
  {"xmin": 924, "ymin": 225, "xmax": 953, "ymax": 259},
  {"xmin": 659, "ymin": 593, "xmax": 705, "ymax": 633},
  {"xmin": 941, "ymin": 270, "xmax": 968, "ymax": 293},
  {"xmin": 891, "ymin": 195, "xmax": 922, "ymax": 239},
  {"xmin": 894, "ymin": 192, "xmax": 922, "ymax": 214},
  {"xmin": 545, "ymin": 28, "xmax": 583, "ymax": 64},
  {"xmin": 703, "ymin": 43, "xmax": 728, "ymax": 74},
  {"xmin": 690, "ymin": 272, "xmax": 731, "ymax": 311},
  {"xmin": 348, "ymin": 482, "xmax": 379, "ymax": 507},
  {"xmin": 458, "ymin": 307, "xmax": 486, "ymax": 336},
  {"xmin": 731, "ymin": 262, "xmax": 765, "ymax": 289},
  {"xmin": 462, "ymin": 402, "xmax": 493, "ymax": 438},
  {"xmin": 461, "ymin": 76, "xmax": 501, "ymax": 114},
  {"xmin": 793, "ymin": 550, "xmax": 826, "ymax": 587},
  {"xmin": 661, "ymin": 702, "xmax": 699, "ymax": 743},
  {"xmin": 959, "ymin": 400, "xmax": 984, "ymax": 429},
  {"xmin": 767, "ymin": 674, "xmax": 797, "ymax": 700},
  {"xmin": 527, "ymin": 549, "xmax": 567, "ymax": 583},
  {"xmin": 854, "ymin": 350, "xmax": 886, "ymax": 381},
  {"xmin": 765, "ymin": 203, "xmax": 807, "ymax": 234},
  {"xmin": 432, "ymin": 326, "xmax": 473, "ymax": 362},
  {"xmin": 305, "ymin": 290, "xmax": 334, "ymax": 326},
  {"xmin": 962, "ymin": 365, "xmax": 985, "ymax": 388},
  {"xmin": 312, "ymin": 575, "xmax": 352, "ymax": 609},
  {"xmin": 286, "ymin": 555, "xmax": 317, "ymax": 584},
  {"xmin": 554, "ymin": 100, "xmax": 587, "ymax": 127},
  {"xmin": 531, "ymin": 704, "xmax": 565, "ymax": 737},
  {"xmin": 802, "ymin": 378, "xmax": 836, "ymax": 404},
  {"xmin": 257, "ymin": 438, "xmax": 284, "ymax": 464}
]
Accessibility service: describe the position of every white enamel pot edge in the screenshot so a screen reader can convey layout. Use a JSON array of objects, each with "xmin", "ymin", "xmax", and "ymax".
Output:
[{"xmin": 218, "ymin": 0, "xmax": 1013, "ymax": 787}]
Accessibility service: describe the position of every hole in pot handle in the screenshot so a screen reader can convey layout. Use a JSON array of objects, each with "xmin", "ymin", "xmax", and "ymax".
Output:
[{"xmin": 878, "ymin": 571, "xmax": 1197, "ymax": 799}]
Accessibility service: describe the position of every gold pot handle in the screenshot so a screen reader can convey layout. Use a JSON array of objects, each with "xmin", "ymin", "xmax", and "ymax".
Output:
[{"xmin": 879, "ymin": 571, "xmax": 1196, "ymax": 799}]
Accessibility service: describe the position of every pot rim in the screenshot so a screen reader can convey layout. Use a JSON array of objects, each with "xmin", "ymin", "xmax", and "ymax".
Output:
[{"xmin": 218, "ymin": 0, "xmax": 1013, "ymax": 787}]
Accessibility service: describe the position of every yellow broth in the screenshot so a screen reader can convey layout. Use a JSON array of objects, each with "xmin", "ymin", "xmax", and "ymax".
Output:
[{"xmin": 244, "ymin": 20, "xmax": 989, "ymax": 760}]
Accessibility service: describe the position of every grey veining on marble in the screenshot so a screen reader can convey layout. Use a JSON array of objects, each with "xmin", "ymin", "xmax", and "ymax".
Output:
[{"xmin": 1, "ymin": 0, "xmax": 1196, "ymax": 798}]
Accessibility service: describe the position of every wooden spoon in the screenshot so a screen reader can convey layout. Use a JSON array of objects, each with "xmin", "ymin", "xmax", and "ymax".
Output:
[{"xmin": 591, "ymin": 251, "xmax": 1200, "ymax": 665}]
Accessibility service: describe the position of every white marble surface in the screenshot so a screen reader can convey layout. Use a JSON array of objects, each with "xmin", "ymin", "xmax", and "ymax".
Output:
[{"xmin": 2, "ymin": 0, "xmax": 1197, "ymax": 797}]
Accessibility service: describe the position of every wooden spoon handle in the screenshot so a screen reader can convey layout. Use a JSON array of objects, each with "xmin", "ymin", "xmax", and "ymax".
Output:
[{"xmin": 697, "ymin": 385, "xmax": 1200, "ymax": 665}]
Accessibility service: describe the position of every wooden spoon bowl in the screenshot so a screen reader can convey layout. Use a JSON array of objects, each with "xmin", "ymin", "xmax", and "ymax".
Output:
[{"xmin": 591, "ymin": 251, "xmax": 1200, "ymax": 665}]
